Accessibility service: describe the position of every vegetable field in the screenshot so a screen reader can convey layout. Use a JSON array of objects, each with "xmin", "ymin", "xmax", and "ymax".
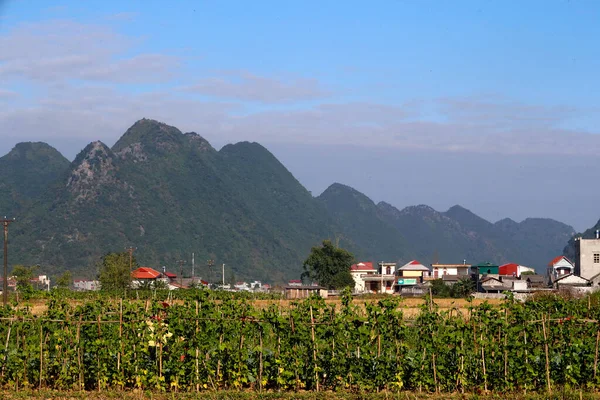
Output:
[{"xmin": 1, "ymin": 291, "xmax": 600, "ymax": 394}]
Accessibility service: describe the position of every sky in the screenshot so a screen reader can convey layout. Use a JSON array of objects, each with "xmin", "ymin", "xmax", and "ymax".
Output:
[{"xmin": 0, "ymin": 0, "xmax": 599, "ymax": 231}]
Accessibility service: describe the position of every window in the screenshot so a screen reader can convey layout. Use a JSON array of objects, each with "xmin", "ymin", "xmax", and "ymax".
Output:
[{"xmin": 595, "ymin": 253, "xmax": 600, "ymax": 263}]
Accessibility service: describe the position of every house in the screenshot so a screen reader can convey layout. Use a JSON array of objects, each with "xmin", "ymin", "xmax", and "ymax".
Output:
[
  {"xmin": 574, "ymin": 235, "xmax": 600, "ymax": 280},
  {"xmin": 471, "ymin": 262, "xmax": 499, "ymax": 275},
  {"xmin": 547, "ymin": 256, "xmax": 574, "ymax": 283},
  {"xmin": 350, "ymin": 262, "xmax": 376, "ymax": 292},
  {"xmin": 359, "ymin": 262, "xmax": 397, "ymax": 294},
  {"xmin": 284, "ymin": 285, "xmax": 328, "ymax": 299},
  {"xmin": 553, "ymin": 274, "xmax": 590, "ymax": 289},
  {"xmin": 430, "ymin": 263, "xmax": 471, "ymax": 279},
  {"xmin": 499, "ymin": 263, "xmax": 535, "ymax": 278},
  {"xmin": 480, "ymin": 276, "xmax": 507, "ymax": 293},
  {"xmin": 526, "ymin": 274, "xmax": 547, "ymax": 289},
  {"xmin": 131, "ymin": 267, "xmax": 171, "ymax": 288},
  {"xmin": 396, "ymin": 261, "xmax": 430, "ymax": 294},
  {"xmin": 73, "ymin": 279, "xmax": 99, "ymax": 291}
]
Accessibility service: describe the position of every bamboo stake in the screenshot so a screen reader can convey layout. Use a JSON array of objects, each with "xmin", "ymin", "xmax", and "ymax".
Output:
[
  {"xmin": 595, "ymin": 328, "xmax": 600, "ymax": 379},
  {"xmin": 39, "ymin": 323, "xmax": 43, "ymax": 389},
  {"xmin": 310, "ymin": 305, "xmax": 319, "ymax": 392},
  {"xmin": 195, "ymin": 300, "xmax": 199, "ymax": 392},
  {"xmin": 1, "ymin": 321, "xmax": 12, "ymax": 378},
  {"xmin": 259, "ymin": 327, "xmax": 263, "ymax": 392},
  {"xmin": 77, "ymin": 315, "xmax": 83, "ymax": 391},
  {"xmin": 118, "ymin": 298, "xmax": 123, "ymax": 374},
  {"xmin": 542, "ymin": 315, "xmax": 551, "ymax": 393},
  {"xmin": 481, "ymin": 334, "xmax": 487, "ymax": 392}
]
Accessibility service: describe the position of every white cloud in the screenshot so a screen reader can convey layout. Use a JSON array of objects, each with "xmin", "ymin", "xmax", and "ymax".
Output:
[
  {"xmin": 182, "ymin": 71, "xmax": 331, "ymax": 103},
  {"xmin": 1, "ymin": 19, "xmax": 599, "ymax": 158},
  {"xmin": 0, "ymin": 20, "xmax": 178, "ymax": 84}
]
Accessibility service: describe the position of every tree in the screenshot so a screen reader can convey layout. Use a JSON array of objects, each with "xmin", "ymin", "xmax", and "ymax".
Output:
[
  {"xmin": 301, "ymin": 240, "xmax": 355, "ymax": 290},
  {"xmin": 98, "ymin": 252, "xmax": 135, "ymax": 290},
  {"xmin": 452, "ymin": 277, "xmax": 475, "ymax": 298},
  {"xmin": 12, "ymin": 265, "xmax": 37, "ymax": 291},
  {"xmin": 56, "ymin": 271, "xmax": 72, "ymax": 289}
]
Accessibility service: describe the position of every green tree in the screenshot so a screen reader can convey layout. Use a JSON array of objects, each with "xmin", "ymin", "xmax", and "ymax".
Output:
[
  {"xmin": 11, "ymin": 265, "xmax": 36, "ymax": 291},
  {"xmin": 451, "ymin": 277, "xmax": 475, "ymax": 298},
  {"xmin": 429, "ymin": 278, "xmax": 451, "ymax": 297},
  {"xmin": 56, "ymin": 270, "xmax": 72, "ymax": 289},
  {"xmin": 301, "ymin": 240, "xmax": 355, "ymax": 290},
  {"xmin": 98, "ymin": 252, "xmax": 135, "ymax": 290}
]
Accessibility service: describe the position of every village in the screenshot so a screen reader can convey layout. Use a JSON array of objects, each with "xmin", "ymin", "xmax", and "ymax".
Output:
[{"xmin": 3, "ymin": 233, "xmax": 600, "ymax": 300}]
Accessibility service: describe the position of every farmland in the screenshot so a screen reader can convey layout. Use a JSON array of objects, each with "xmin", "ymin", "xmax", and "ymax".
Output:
[{"xmin": 0, "ymin": 290, "xmax": 599, "ymax": 395}]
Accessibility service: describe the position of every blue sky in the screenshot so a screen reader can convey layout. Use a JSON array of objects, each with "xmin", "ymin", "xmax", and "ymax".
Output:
[{"xmin": 0, "ymin": 0, "xmax": 599, "ymax": 230}]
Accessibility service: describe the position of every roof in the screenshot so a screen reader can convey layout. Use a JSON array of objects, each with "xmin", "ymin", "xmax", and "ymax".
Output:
[
  {"xmin": 526, "ymin": 275, "xmax": 546, "ymax": 283},
  {"xmin": 132, "ymin": 267, "xmax": 161, "ymax": 279},
  {"xmin": 472, "ymin": 262, "xmax": 499, "ymax": 268},
  {"xmin": 554, "ymin": 274, "xmax": 590, "ymax": 286},
  {"xmin": 442, "ymin": 275, "xmax": 462, "ymax": 282},
  {"xmin": 398, "ymin": 260, "xmax": 430, "ymax": 271},
  {"xmin": 288, "ymin": 279, "xmax": 302, "ymax": 283},
  {"xmin": 431, "ymin": 264, "xmax": 471, "ymax": 268},
  {"xmin": 164, "ymin": 272, "xmax": 177, "ymax": 278},
  {"xmin": 350, "ymin": 262, "xmax": 375, "ymax": 271},
  {"xmin": 284, "ymin": 285, "xmax": 325, "ymax": 290},
  {"xmin": 548, "ymin": 256, "xmax": 573, "ymax": 267}
]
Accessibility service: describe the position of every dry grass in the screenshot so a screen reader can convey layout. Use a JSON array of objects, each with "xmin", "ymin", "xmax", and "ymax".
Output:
[{"xmin": 21, "ymin": 296, "xmax": 503, "ymax": 318}]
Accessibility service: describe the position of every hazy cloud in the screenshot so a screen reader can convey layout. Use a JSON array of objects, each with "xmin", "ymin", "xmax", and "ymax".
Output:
[
  {"xmin": 183, "ymin": 72, "xmax": 330, "ymax": 103},
  {"xmin": 1, "ymin": 19, "xmax": 599, "ymax": 159},
  {"xmin": 0, "ymin": 20, "xmax": 179, "ymax": 84},
  {"xmin": 0, "ymin": 89, "xmax": 17, "ymax": 98}
]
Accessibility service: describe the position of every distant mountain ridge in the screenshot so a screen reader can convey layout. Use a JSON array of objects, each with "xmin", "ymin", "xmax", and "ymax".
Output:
[{"xmin": 0, "ymin": 119, "xmax": 577, "ymax": 282}]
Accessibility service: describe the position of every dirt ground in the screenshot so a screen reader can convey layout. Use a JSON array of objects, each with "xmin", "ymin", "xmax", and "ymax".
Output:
[{"xmin": 21, "ymin": 296, "xmax": 503, "ymax": 317}]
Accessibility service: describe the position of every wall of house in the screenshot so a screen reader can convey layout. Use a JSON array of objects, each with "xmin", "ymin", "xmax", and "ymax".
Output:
[
  {"xmin": 401, "ymin": 270, "xmax": 423, "ymax": 278},
  {"xmin": 351, "ymin": 272, "xmax": 367, "ymax": 292},
  {"xmin": 576, "ymin": 239, "xmax": 600, "ymax": 280}
]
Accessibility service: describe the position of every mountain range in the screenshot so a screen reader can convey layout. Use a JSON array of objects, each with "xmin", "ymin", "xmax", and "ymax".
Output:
[{"xmin": 0, "ymin": 119, "xmax": 578, "ymax": 283}]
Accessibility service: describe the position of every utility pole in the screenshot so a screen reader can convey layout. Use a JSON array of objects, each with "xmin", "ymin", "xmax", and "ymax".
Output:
[
  {"xmin": 222, "ymin": 263, "xmax": 225, "ymax": 286},
  {"xmin": 2, "ymin": 218, "xmax": 15, "ymax": 306},
  {"xmin": 191, "ymin": 252, "xmax": 195, "ymax": 282},
  {"xmin": 125, "ymin": 246, "xmax": 136, "ymax": 272},
  {"xmin": 207, "ymin": 259, "xmax": 214, "ymax": 287},
  {"xmin": 177, "ymin": 260, "xmax": 186, "ymax": 287}
]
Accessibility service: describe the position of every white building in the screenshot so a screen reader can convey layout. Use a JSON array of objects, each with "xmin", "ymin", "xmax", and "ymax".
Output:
[
  {"xmin": 574, "ymin": 235, "xmax": 600, "ymax": 280},
  {"xmin": 547, "ymin": 256, "xmax": 574, "ymax": 282},
  {"xmin": 350, "ymin": 262, "xmax": 376, "ymax": 292},
  {"xmin": 430, "ymin": 263, "xmax": 470, "ymax": 278}
]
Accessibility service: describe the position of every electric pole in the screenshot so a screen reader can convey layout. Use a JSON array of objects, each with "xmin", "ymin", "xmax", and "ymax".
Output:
[
  {"xmin": 222, "ymin": 263, "xmax": 225, "ymax": 286},
  {"xmin": 207, "ymin": 259, "xmax": 214, "ymax": 287},
  {"xmin": 177, "ymin": 259, "xmax": 186, "ymax": 287},
  {"xmin": 191, "ymin": 252, "xmax": 195, "ymax": 282},
  {"xmin": 125, "ymin": 246, "xmax": 136, "ymax": 272},
  {"xmin": 2, "ymin": 218, "xmax": 15, "ymax": 306}
]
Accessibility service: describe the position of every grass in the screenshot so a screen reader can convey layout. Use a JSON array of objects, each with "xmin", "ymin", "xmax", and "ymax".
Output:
[{"xmin": 19, "ymin": 297, "xmax": 503, "ymax": 317}]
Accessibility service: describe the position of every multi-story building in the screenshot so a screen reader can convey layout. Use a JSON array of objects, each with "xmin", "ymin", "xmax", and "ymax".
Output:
[{"xmin": 574, "ymin": 233, "xmax": 600, "ymax": 280}]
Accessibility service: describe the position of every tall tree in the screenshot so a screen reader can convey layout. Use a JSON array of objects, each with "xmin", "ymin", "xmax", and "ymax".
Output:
[
  {"xmin": 55, "ymin": 271, "xmax": 72, "ymax": 289},
  {"xmin": 11, "ymin": 264, "xmax": 37, "ymax": 293},
  {"xmin": 301, "ymin": 240, "xmax": 355, "ymax": 290},
  {"xmin": 98, "ymin": 252, "xmax": 135, "ymax": 290}
]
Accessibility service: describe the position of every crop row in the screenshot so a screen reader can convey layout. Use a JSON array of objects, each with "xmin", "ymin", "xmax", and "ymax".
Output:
[{"xmin": 0, "ymin": 291, "xmax": 599, "ymax": 393}]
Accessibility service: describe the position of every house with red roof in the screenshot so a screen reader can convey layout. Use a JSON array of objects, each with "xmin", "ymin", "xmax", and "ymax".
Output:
[
  {"xmin": 547, "ymin": 256, "xmax": 574, "ymax": 283},
  {"xmin": 499, "ymin": 263, "xmax": 535, "ymax": 278},
  {"xmin": 132, "ymin": 267, "xmax": 162, "ymax": 280},
  {"xmin": 350, "ymin": 262, "xmax": 376, "ymax": 292}
]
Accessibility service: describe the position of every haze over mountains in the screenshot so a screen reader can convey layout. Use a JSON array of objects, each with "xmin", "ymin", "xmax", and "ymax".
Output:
[{"xmin": 0, "ymin": 119, "xmax": 578, "ymax": 282}]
